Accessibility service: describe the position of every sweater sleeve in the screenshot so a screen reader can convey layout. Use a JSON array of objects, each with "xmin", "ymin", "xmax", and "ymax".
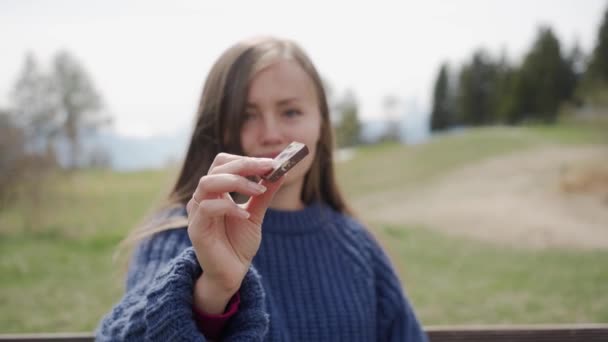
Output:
[
  {"xmin": 193, "ymin": 291, "xmax": 240, "ymax": 339},
  {"xmin": 95, "ymin": 228, "xmax": 269, "ymax": 342},
  {"xmin": 370, "ymin": 236, "xmax": 429, "ymax": 342}
]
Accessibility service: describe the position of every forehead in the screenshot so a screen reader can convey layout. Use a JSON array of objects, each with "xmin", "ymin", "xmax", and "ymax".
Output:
[{"xmin": 247, "ymin": 60, "xmax": 317, "ymax": 104}]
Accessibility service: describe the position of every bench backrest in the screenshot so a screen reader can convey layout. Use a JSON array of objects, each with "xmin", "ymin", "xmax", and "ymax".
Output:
[{"xmin": 1, "ymin": 324, "xmax": 607, "ymax": 341}]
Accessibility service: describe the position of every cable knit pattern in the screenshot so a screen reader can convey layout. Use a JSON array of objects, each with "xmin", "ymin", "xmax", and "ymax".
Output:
[
  {"xmin": 96, "ymin": 229, "xmax": 268, "ymax": 341},
  {"xmin": 96, "ymin": 202, "xmax": 427, "ymax": 341}
]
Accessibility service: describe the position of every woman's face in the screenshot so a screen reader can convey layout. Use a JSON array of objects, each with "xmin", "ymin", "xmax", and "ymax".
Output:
[{"xmin": 240, "ymin": 59, "xmax": 321, "ymax": 189}]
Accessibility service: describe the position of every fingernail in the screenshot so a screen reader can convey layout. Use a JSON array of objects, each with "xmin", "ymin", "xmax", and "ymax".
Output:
[{"xmin": 249, "ymin": 182, "xmax": 267, "ymax": 194}]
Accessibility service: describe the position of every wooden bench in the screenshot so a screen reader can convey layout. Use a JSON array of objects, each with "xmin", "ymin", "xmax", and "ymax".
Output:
[
  {"xmin": 426, "ymin": 324, "xmax": 608, "ymax": 341},
  {"xmin": 1, "ymin": 324, "xmax": 607, "ymax": 341}
]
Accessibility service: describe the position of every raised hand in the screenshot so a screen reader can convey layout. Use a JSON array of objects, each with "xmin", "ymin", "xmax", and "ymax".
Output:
[{"xmin": 186, "ymin": 153, "xmax": 284, "ymax": 314}]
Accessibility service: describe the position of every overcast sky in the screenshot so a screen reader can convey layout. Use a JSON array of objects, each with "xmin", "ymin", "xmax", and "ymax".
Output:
[{"xmin": 1, "ymin": 0, "xmax": 606, "ymax": 137}]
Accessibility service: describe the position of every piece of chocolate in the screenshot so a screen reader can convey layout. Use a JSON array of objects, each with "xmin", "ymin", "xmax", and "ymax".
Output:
[{"xmin": 261, "ymin": 142, "xmax": 309, "ymax": 182}]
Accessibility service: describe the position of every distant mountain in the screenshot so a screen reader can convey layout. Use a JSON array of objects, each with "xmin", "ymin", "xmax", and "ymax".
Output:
[
  {"xmin": 72, "ymin": 110, "xmax": 430, "ymax": 171},
  {"xmin": 58, "ymin": 127, "xmax": 191, "ymax": 171},
  {"xmin": 360, "ymin": 106, "xmax": 430, "ymax": 145},
  {"xmin": 359, "ymin": 119, "xmax": 388, "ymax": 143},
  {"xmin": 98, "ymin": 130, "xmax": 190, "ymax": 171}
]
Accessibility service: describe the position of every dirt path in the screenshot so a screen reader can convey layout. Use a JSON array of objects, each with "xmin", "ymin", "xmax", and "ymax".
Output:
[{"xmin": 355, "ymin": 145, "xmax": 608, "ymax": 249}]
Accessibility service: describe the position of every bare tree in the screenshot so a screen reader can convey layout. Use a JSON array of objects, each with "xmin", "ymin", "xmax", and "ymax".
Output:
[
  {"xmin": 52, "ymin": 51, "xmax": 111, "ymax": 168},
  {"xmin": 4, "ymin": 51, "xmax": 112, "ymax": 221},
  {"xmin": 11, "ymin": 53, "xmax": 61, "ymax": 157},
  {"xmin": 6, "ymin": 55, "xmax": 60, "ymax": 217}
]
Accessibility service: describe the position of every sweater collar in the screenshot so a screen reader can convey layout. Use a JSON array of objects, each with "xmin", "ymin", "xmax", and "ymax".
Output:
[{"xmin": 262, "ymin": 202, "xmax": 333, "ymax": 235}]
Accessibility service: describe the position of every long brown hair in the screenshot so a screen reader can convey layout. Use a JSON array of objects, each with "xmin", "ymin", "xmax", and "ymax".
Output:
[{"xmin": 123, "ymin": 36, "xmax": 352, "ymax": 246}]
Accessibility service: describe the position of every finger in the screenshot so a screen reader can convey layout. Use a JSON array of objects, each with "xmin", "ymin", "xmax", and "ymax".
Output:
[
  {"xmin": 209, "ymin": 152, "xmax": 241, "ymax": 170},
  {"xmin": 209, "ymin": 157, "xmax": 276, "ymax": 177},
  {"xmin": 186, "ymin": 197, "xmax": 197, "ymax": 217},
  {"xmin": 195, "ymin": 174, "xmax": 268, "ymax": 199},
  {"xmin": 209, "ymin": 152, "xmax": 271, "ymax": 171},
  {"xmin": 192, "ymin": 198, "xmax": 251, "ymax": 222},
  {"xmin": 245, "ymin": 176, "xmax": 286, "ymax": 226},
  {"xmin": 190, "ymin": 189, "xmax": 234, "ymax": 221}
]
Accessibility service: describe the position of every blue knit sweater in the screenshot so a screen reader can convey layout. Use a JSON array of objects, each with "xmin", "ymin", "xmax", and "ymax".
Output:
[{"xmin": 96, "ymin": 203, "xmax": 428, "ymax": 341}]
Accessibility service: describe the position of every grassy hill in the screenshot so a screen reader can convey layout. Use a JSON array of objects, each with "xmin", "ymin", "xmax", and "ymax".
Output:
[{"xmin": 1, "ymin": 122, "xmax": 606, "ymax": 332}]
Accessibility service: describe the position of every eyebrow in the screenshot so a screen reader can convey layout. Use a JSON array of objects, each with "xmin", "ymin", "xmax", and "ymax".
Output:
[{"xmin": 246, "ymin": 97, "xmax": 300, "ymax": 109}]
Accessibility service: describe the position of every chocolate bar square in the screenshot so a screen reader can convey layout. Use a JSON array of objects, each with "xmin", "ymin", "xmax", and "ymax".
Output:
[{"xmin": 261, "ymin": 142, "xmax": 309, "ymax": 182}]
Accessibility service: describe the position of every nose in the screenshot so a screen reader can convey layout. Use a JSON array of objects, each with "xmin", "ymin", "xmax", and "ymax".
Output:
[{"xmin": 260, "ymin": 115, "xmax": 284, "ymax": 146}]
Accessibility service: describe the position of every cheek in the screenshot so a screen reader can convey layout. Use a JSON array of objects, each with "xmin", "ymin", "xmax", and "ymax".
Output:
[
  {"xmin": 240, "ymin": 127, "xmax": 255, "ymax": 155},
  {"xmin": 289, "ymin": 143, "xmax": 316, "ymax": 179},
  {"xmin": 298, "ymin": 120, "xmax": 321, "ymax": 172},
  {"xmin": 291, "ymin": 116, "xmax": 321, "ymax": 146}
]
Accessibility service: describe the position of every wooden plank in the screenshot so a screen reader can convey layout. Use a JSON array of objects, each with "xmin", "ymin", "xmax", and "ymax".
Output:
[
  {"xmin": 0, "ymin": 324, "xmax": 607, "ymax": 341},
  {"xmin": 427, "ymin": 324, "xmax": 608, "ymax": 342},
  {"xmin": 0, "ymin": 333, "xmax": 94, "ymax": 342}
]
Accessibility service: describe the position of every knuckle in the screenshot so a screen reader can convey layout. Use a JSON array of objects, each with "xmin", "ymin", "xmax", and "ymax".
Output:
[
  {"xmin": 234, "ymin": 158, "xmax": 247, "ymax": 170},
  {"xmin": 215, "ymin": 152, "xmax": 230, "ymax": 164},
  {"xmin": 209, "ymin": 153, "xmax": 226, "ymax": 169},
  {"xmin": 197, "ymin": 200, "xmax": 211, "ymax": 212},
  {"xmin": 250, "ymin": 158, "xmax": 263, "ymax": 170},
  {"xmin": 198, "ymin": 175, "xmax": 214, "ymax": 188},
  {"xmin": 191, "ymin": 197, "xmax": 200, "ymax": 206},
  {"xmin": 243, "ymin": 157, "xmax": 255, "ymax": 167}
]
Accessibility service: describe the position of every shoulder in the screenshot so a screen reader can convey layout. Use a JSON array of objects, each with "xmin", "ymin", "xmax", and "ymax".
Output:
[
  {"xmin": 147, "ymin": 205, "xmax": 189, "ymax": 230},
  {"xmin": 130, "ymin": 205, "xmax": 191, "ymax": 268},
  {"xmin": 135, "ymin": 205, "xmax": 189, "ymax": 249},
  {"xmin": 323, "ymin": 207, "xmax": 388, "ymax": 271},
  {"xmin": 326, "ymin": 208, "xmax": 380, "ymax": 253},
  {"xmin": 326, "ymin": 206, "xmax": 402, "ymax": 275}
]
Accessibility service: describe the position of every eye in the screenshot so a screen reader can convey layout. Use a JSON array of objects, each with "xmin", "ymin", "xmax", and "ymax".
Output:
[
  {"xmin": 243, "ymin": 112, "xmax": 257, "ymax": 122},
  {"xmin": 284, "ymin": 109, "xmax": 301, "ymax": 118}
]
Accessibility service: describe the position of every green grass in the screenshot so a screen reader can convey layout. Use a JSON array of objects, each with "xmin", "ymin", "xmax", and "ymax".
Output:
[
  {"xmin": 0, "ymin": 123, "xmax": 606, "ymax": 332},
  {"xmin": 0, "ymin": 234, "xmax": 122, "ymax": 331},
  {"xmin": 377, "ymin": 224, "xmax": 608, "ymax": 324},
  {"xmin": 0, "ymin": 169, "xmax": 176, "ymax": 332},
  {"xmin": 337, "ymin": 123, "xmax": 607, "ymax": 198},
  {"xmin": 1, "ymin": 169, "xmax": 176, "ymax": 239}
]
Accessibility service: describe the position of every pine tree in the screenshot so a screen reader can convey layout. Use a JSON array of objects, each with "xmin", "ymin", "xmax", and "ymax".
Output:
[
  {"xmin": 581, "ymin": 6, "xmax": 608, "ymax": 109},
  {"xmin": 493, "ymin": 52, "xmax": 518, "ymax": 124},
  {"xmin": 516, "ymin": 27, "xmax": 571, "ymax": 123},
  {"xmin": 587, "ymin": 7, "xmax": 608, "ymax": 83},
  {"xmin": 456, "ymin": 50, "xmax": 499, "ymax": 126},
  {"xmin": 430, "ymin": 63, "xmax": 452, "ymax": 131}
]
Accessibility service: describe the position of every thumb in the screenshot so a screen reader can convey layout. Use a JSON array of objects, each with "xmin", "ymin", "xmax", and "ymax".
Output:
[{"xmin": 245, "ymin": 176, "xmax": 286, "ymax": 226}]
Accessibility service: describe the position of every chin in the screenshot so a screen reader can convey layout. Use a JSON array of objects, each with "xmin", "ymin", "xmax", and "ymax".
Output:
[
  {"xmin": 282, "ymin": 172, "xmax": 303, "ymax": 188},
  {"xmin": 285, "ymin": 160, "xmax": 312, "ymax": 185}
]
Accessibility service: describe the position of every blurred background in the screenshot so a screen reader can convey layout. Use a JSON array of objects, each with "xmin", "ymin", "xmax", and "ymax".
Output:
[{"xmin": 1, "ymin": 0, "xmax": 607, "ymax": 333}]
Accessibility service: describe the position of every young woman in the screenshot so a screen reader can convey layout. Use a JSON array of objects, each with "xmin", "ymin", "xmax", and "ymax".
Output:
[{"xmin": 97, "ymin": 36, "xmax": 428, "ymax": 341}]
